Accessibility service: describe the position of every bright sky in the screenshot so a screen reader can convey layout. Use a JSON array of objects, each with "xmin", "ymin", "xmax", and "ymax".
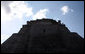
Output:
[{"xmin": 1, "ymin": 1, "xmax": 84, "ymax": 44}]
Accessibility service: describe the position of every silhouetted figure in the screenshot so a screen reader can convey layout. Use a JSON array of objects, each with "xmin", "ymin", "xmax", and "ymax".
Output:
[
  {"xmin": 58, "ymin": 20, "xmax": 61, "ymax": 24},
  {"xmin": 62, "ymin": 23, "xmax": 65, "ymax": 26}
]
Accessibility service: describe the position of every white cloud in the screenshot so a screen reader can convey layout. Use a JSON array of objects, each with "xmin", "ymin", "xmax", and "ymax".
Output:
[
  {"xmin": 1, "ymin": 1, "xmax": 49, "ymax": 22},
  {"xmin": 1, "ymin": 1, "xmax": 33, "ymax": 22},
  {"xmin": 32, "ymin": 9, "xmax": 48, "ymax": 20},
  {"xmin": 61, "ymin": 6, "xmax": 74, "ymax": 15},
  {"xmin": 61, "ymin": 6, "xmax": 69, "ymax": 15},
  {"xmin": 1, "ymin": 34, "xmax": 10, "ymax": 44}
]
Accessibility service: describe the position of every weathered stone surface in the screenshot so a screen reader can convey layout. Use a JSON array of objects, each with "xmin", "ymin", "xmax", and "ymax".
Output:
[{"xmin": 1, "ymin": 19, "xmax": 84, "ymax": 53}]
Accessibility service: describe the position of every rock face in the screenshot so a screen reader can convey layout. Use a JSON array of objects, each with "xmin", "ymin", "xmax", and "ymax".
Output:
[{"xmin": 1, "ymin": 19, "xmax": 84, "ymax": 53}]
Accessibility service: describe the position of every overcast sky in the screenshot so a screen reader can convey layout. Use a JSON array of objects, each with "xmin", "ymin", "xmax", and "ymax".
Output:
[{"xmin": 1, "ymin": 1, "xmax": 84, "ymax": 44}]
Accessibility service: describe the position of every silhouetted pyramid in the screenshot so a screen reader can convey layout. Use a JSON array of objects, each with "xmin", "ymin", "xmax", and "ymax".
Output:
[{"xmin": 1, "ymin": 18, "xmax": 84, "ymax": 53}]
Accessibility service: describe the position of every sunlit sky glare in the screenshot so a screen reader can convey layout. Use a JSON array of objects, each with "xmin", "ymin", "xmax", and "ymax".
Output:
[{"xmin": 1, "ymin": 1, "xmax": 84, "ymax": 44}]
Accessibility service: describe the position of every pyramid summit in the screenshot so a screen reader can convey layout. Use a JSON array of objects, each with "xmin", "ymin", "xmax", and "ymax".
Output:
[{"xmin": 1, "ymin": 18, "xmax": 84, "ymax": 53}]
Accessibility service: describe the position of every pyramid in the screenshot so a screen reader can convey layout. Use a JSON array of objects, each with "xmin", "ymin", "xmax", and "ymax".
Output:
[{"xmin": 1, "ymin": 19, "xmax": 84, "ymax": 53}]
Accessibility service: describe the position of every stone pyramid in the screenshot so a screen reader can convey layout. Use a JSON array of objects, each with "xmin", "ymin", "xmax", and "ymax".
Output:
[{"xmin": 1, "ymin": 19, "xmax": 84, "ymax": 53}]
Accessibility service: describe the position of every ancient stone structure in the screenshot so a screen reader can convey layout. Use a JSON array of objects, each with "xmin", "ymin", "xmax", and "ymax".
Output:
[{"xmin": 1, "ymin": 19, "xmax": 84, "ymax": 53}]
